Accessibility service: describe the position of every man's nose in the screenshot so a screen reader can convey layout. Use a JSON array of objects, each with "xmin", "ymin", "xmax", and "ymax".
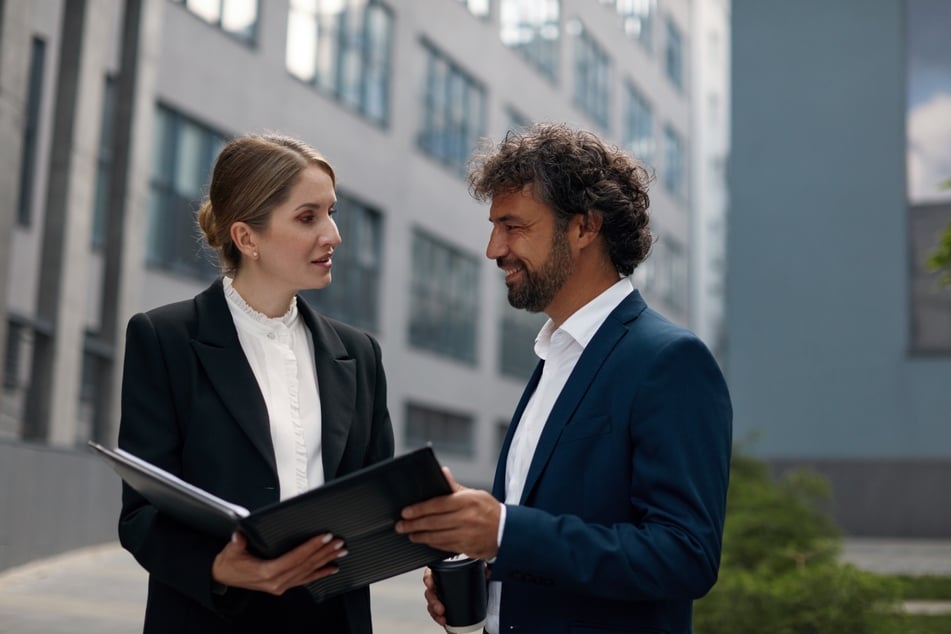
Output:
[{"xmin": 485, "ymin": 228, "xmax": 506, "ymax": 260}]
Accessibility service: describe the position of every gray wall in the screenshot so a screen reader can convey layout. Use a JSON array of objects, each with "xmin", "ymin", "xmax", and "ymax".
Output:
[
  {"xmin": 0, "ymin": 441, "xmax": 119, "ymax": 572},
  {"xmin": 729, "ymin": 0, "xmax": 951, "ymax": 535}
]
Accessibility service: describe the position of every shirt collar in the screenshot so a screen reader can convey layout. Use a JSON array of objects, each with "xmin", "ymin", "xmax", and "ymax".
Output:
[{"xmin": 534, "ymin": 277, "xmax": 633, "ymax": 359}]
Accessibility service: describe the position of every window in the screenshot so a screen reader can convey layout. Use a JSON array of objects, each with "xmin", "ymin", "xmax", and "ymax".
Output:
[
  {"xmin": 286, "ymin": 0, "xmax": 394, "ymax": 125},
  {"xmin": 662, "ymin": 124, "xmax": 685, "ymax": 196},
  {"xmin": 457, "ymin": 0, "xmax": 490, "ymax": 18},
  {"xmin": 495, "ymin": 419, "xmax": 510, "ymax": 457},
  {"xmin": 910, "ymin": 203, "xmax": 951, "ymax": 353},
  {"xmin": 638, "ymin": 237, "xmax": 686, "ymax": 312},
  {"xmin": 405, "ymin": 402, "xmax": 475, "ymax": 457},
  {"xmin": 664, "ymin": 16, "xmax": 683, "ymax": 91},
  {"xmin": 907, "ymin": 0, "xmax": 951, "ymax": 353},
  {"xmin": 3, "ymin": 319, "xmax": 26, "ymax": 390},
  {"xmin": 498, "ymin": 277, "xmax": 546, "ymax": 379},
  {"xmin": 623, "ymin": 81, "xmax": 654, "ymax": 167},
  {"xmin": 92, "ymin": 76, "xmax": 117, "ymax": 249},
  {"xmin": 300, "ymin": 194, "xmax": 383, "ymax": 332},
  {"xmin": 409, "ymin": 230, "xmax": 480, "ymax": 363},
  {"xmin": 417, "ymin": 42, "xmax": 486, "ymax": 176},
  {"xmin": 16, "ymin": 37, "xmax": 46, "ymax": 227},
  {"xmin": 610, "ymin": 0, "xmax": 655, "ymax": 52},
  {"xmin": 172, "ymin": 0, "xmax": 258, "ymax": 43},
  {"xmin": 573, "ymin": 26, "xmax": 612, "ymax": 129},
  {"xmin": 499, "ymin": 0, "xmax": 559, "ymax": 81},
  {"xmin": 147, "ymin": 105, "xmax": 228, "ymax": 279},
  {"xmin": 506, "ymin": 106, "xmax": 532, "ymax": 134}
]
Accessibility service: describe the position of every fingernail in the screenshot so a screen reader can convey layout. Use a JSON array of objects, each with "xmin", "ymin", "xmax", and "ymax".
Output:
[
  {"xmin": 334, "ymin": 541, "xmax": 345, "ymax": 550},
  {"xmin": 322, "ymin": 534, "xmax": 334, "ymax": 544},
  {"xmin": 336, "ymin": 549, "xmax": 348, "ymax": 559}
]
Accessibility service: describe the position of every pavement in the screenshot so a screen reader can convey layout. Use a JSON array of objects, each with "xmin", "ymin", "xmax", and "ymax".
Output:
[{"xmin": 1, "ymin": 538, "xmax": 950, "ymax": 633}]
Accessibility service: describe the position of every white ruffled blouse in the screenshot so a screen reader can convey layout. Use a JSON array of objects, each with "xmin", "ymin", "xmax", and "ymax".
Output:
[{"xmin": 222, "ymin": 276, "xmax": 324, "ymax": 500}]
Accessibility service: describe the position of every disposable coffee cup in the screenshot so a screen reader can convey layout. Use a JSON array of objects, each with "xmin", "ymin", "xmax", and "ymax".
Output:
[{"xmin": 430, "ymin": 555, "xmax": 487, "ymax": 634}]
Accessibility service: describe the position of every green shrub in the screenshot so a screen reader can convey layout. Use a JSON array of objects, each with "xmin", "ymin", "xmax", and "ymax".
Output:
[{"xmin": 694, "ymin": 452, "xmax": 901, "ymax": 634}]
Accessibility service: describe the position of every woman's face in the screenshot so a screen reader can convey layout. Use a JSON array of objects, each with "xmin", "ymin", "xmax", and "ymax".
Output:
[{"xmin": 251, "ymin": 165, "xmax": 340, "ymax": 294}]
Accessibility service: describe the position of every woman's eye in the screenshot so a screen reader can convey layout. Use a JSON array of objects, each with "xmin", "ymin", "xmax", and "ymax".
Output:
[{"xmin": 300, "ymin": 214, "xmax": 315, "ymax": 223}]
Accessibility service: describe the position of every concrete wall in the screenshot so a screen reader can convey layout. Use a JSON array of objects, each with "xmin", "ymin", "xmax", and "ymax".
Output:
[
  {"xmin": 0, "ymin": 441, "xmax": 119, "ymax": 572},
  {"xmin": 729, "ymin": 0, "xmax": 951, "ymax": 535}
]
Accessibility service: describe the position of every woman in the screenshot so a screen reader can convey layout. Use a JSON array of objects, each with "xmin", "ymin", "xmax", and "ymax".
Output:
[{"xmin": 118, "ymin": 134, "xmax": 394, "ymax": 633}]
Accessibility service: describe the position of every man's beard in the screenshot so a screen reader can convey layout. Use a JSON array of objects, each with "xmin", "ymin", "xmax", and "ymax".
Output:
[{"xmin": 504, "ymin": 227, "xmax": 573, "ymax": 313}]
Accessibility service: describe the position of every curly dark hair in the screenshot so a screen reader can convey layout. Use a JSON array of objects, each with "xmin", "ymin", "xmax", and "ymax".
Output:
[{"xmin": 468, "ymin": 123, "xmax": 653, "ymax": 276}]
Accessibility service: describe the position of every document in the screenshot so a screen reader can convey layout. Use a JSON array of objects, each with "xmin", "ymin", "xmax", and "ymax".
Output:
[{"xmin": 89, "ymin": 442, "xmax": 453, "ymax": 603}]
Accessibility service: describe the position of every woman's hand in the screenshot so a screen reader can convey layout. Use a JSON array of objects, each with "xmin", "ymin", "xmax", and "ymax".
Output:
[{"xmin": 211, "ymin": 532, "xmax": 346, "ymax": 595}]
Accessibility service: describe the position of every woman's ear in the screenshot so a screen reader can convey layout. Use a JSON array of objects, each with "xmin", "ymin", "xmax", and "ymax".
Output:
[{"xmin": 230, "ymin": 221, "xmax": 258, "ymax": 260}]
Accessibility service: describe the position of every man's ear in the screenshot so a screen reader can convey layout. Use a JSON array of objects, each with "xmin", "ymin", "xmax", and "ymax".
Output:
[
  {"xmin": 230, "ymin": 221, "xmax": 257, "ymax": 259},
  {"xmin": 576, "ymin": 210, "xmax": 604, "ymax": 247}
]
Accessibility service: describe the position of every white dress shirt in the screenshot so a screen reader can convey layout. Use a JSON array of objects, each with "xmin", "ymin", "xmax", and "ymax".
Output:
[
  {"xmin": 223, "ymin": 277, "xmax": 324, "ymax": 500},
  {"xmin": 485, "ymin": 277, "xmax": 633, "ymax": 634}
]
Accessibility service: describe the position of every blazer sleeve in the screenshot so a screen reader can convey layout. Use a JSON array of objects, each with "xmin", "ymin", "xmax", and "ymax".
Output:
[
  {"xmin": 117, "ymin": 311, "xmax": 234, "ymax": 612},
  {"xmin": 363, "ymin": 333, "xmax": 395, "ymax": 467},
  {"xmin": 493, "ymin": 334, "xmax": 733, "ymax": 601}
]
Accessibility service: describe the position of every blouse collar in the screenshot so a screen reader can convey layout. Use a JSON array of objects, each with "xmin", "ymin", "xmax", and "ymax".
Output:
[{"xmin": 223, "ymin": 276, "xmax": 299, "ymax": 334}]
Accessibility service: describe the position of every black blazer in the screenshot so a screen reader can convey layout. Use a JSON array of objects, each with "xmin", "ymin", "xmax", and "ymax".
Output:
[{"xmin": 117, "ymin": 279, "xmax": 394, "ymax": 634}]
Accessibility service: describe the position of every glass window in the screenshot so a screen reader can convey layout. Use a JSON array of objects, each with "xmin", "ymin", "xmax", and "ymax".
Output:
[
  {"xmin": 506, "ymin": 106, "xmax": 532, "ymax": 134},
  {"xmin": 573, "ymin": 25, "xmax": 612, "ymax": 129},
  {"xmin": 457, "ymin": 0, "xmax": 490, "ymax": 18},
  {"xmin": 613, "ymin": 0, "xmax": 655, "ymax": 52},
  {"xmin": 146, "ymin": 105, "xmax": 227, "ymax": 279},
  {"xmin": 300, "ymin": 193, "xmax": 383, "ymax": 332},
  {"xmin": 623, "ymin": 81, "xmax": 654, "ymax": 168},
  {"xmin": 641, "ymin": 237, "xmax": 686, "ymax": 312},
  {"xmin": 497, "ymin": 276, "xmax": 546, "ymax": 379},
  {"xmin": 664, "ymin": 16, "xmax": 683, "ymax": 91},
  {"xmin": 405, "ymin": 402, "xmax": 475, "ymax": 457},
  {"xmin": 17, "ymin": 37, "xmax": 47, "ymax": 228},
  {"xmin": 662, "ymin": 124, "xmax": 685, "ymax": 196},
  {"xmin": 907, "ymin": 0, "xmax": 951, "ymax": 353},
  {"xmin": 499, "ymin": 0, "xmax": 559, "ymax": 81},
  {"xmin": 418, "ymin": 41, "xmax": 486, "ymax": 176},
  {"xmin": 495, "ymin": 419, "xmax": 510, "ymax": 457},
  {"xmin": 286, "ymin": 0, "xmax": 394, "ymax": 126},
  {"xmin": 409, "ymin": 230, "xmax": 480, "ymax": 363},
  {"xmin": 175, "ymin": 0, "xmax": 259, "ymax": 43}
]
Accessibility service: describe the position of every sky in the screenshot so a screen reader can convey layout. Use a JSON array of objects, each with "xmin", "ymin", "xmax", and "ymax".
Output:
[{"xmin": 907, "ymin": 0, "xmax": 951, "ymax": 202}]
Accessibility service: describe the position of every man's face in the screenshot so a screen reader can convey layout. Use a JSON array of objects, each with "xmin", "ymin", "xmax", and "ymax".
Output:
[{"xmin": 486, "ymin": 187, "xmax": 573, "ymax": 313}]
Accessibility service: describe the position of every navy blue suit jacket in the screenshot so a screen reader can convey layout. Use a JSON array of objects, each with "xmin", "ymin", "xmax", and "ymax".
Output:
[
  {"xmin": 117, "ymin": 280, "xmax": 394, "ymax": 633},
  {"xmin": 490, "ymin": 290, "xmax": 732, "ymax": 633}
]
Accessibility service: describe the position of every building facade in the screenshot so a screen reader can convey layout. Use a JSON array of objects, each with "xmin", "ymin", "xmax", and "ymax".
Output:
[
  {"xmin": 729, "ymin": 0, "xmax": 951, "ymax": 537},
  {"xmin": 0, "ymin": 0, "xmax": 721, "ymax": 567}
]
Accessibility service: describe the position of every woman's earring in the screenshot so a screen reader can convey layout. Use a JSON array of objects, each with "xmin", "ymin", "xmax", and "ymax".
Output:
[{"xmin": 252, "ymin": 251, "xmax": 258, "ymax": 259}]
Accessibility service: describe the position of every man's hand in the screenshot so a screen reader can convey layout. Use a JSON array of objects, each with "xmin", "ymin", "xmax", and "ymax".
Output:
[
  {"xmin": 211, "ymin": 531, "xmax": 347, "ymax": 595},
  {"xmin": 395, "ymin": 467, "xmax": 501, "ymax": 560},
  {"xmin": 422, "ymin": 566, "xmax": 448, "ymax": 628}
]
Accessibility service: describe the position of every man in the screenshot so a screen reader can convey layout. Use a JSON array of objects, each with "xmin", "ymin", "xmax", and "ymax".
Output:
[{"xmin": 396, "ymin": 123, "xmax": 732, "ymax": 633}]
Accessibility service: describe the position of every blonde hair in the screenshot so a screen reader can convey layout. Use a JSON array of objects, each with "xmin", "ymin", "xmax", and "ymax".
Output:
[{"xmin": 197, "ymin": 134, "xmax": 336, "ymax": 273}]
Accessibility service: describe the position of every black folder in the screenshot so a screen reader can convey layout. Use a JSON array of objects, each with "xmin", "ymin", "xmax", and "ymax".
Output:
[{"xmin": 89, "ymin": 442, "xmax": 453, "ymax": 603}]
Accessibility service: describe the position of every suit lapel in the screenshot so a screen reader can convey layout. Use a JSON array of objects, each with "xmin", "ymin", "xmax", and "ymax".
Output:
[
  {"xmin": 492, "ymin": 360, "xmax": 544, "ymax": 500},
  {"xmin": 298, "ymin": 302, "xmax": 355, "ymax": 481},
  {"xmin": 518, "ymin": 291, "xmax": 647, "ymax": 505},
  {"xmin": 190, "ymin": 279, "xmax": 277, "ymax": 474}
]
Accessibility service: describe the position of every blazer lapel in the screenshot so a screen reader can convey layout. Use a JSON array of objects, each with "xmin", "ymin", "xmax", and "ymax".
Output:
[
  {"xmin": 298, "ymin": 302, "xmax": 356, "ymax": 481},
  {"xmin": 518, "ymin": 291, "xmax": 647, "ymax": 505},
  {"xmin": 190, "ymin": 279, "xmax": 277, "ymax": 475},
  {"xmin": 492, "ymin": 360, "xmax": 544, "ymax": 500}
]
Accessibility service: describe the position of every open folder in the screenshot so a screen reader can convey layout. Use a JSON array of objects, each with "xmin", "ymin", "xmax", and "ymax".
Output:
[{"xmin": 89, "ymin": 442, "xmax": 453, "ymax": 603}]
